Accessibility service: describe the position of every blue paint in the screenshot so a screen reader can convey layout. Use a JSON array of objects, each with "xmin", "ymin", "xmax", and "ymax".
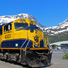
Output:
[
  {"xmin": 0, "ymin": 25, "xmax": 2, "ymax": 30},
  {"xmin": 40, "ymin": 40, "xmax": 44, "ymax": 48},
  {"xmin": 1, "ymin": 39, "xmax": 33, "ymax": 48}
]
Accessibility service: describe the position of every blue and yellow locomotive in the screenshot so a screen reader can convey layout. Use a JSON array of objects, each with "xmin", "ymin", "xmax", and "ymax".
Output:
[{"xmin": 0, "ymin": 18, "xmax": 52, "ymax": 67}]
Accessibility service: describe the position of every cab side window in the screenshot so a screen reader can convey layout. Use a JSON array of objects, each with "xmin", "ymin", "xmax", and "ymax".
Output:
[
  {"xmin": 4, "ymin": 23, "xmax": 12, "ymax": 32},
  {"xmin": 0, "ymin": 29, "xmax": 2, "ymax": 35},
  {"xmin": 0, "ymin": 26, "xmax": 2, "ymax": 35}
]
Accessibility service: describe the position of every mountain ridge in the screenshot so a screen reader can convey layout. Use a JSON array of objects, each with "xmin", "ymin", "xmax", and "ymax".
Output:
[
  {"xmin": 0, "ymin": 13, "xmax": 68, "ymax": 36},
  {"xmin": 0, "ymin": 13, "xmax": 68, "ymax": 43},
  {"xmin": 44, "ymin": 18, "xmax": 68, "ymax": 43},
  {"xmin": 44, "ymin": 18, "xmax": 68, "ymax": 35},
  {"xmin": 0, "ymin": 13, "xmax": 45, "ymax": 28}
]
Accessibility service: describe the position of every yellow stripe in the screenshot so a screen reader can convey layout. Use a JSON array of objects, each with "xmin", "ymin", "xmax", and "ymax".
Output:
[
  {"xmin": 30, "ymin": 48, "xmax": 50, "ymax": 50},
  {"xmin": 0, "ymin": 48, "xmax": 25, "ymax": 50},
  {"xmin": 0, "ymin": 48, "xmax": 50, "ymax": 50}
]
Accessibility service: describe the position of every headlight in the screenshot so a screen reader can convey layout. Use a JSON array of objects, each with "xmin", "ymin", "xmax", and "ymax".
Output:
[
  {"xmin": 34, "ymin": 44, "xmax": 39, "ymax": 48},
  {"xmin": 49, "ymin": 49, "xmax": 53, "ymax": 53}
]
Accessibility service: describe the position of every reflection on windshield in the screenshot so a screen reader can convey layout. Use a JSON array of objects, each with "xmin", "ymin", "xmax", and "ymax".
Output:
[{"xmin": 14, "ymin": 22, "xmax": 28, "ymax": 29}]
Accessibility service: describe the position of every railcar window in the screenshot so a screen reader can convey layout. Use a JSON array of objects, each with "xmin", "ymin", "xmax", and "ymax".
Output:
[
  {"xmin": 4, "ymin": 23, "xmax": 12, "ymax": 32},
  {"xmin": 14, "ymin": 22, "xmax": 28, "ymax": 29}
]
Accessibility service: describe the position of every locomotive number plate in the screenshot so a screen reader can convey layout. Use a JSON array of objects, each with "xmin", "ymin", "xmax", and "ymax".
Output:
[{"xmin": 5, "ymin": 34, "xmax": 11, "ymax": 38}]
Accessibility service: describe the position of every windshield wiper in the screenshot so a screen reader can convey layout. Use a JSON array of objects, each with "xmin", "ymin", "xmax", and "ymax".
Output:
[{"xmin": 16, "ymin": 27, "xmax": 23, "ymax": 31}]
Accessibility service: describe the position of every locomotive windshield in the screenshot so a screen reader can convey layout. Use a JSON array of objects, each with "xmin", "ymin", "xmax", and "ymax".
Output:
[
  {"xmin": 30, "ymin": 23, "xmax": 36, "ymax": 26},
  {"xmin": 14, "ymin": 22, "xmax": 28, "ymax": 29},
  {"xmin": 30, "ymin": 21, "xmax": 36, "ymax": 26}
]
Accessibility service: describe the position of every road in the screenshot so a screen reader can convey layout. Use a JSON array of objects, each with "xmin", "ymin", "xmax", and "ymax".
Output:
[
  {"xmin": 47, "ymin": 50, "xmax": 68, "ymax": 68},
  {"xmin": 0, "ymin": 50, "xmax": 68, "ymax": 68}
]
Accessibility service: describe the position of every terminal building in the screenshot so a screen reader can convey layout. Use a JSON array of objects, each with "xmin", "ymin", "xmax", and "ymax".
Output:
[{"xmin": 50, "ymin": 41, "xmax": 68, "ymax": 50}]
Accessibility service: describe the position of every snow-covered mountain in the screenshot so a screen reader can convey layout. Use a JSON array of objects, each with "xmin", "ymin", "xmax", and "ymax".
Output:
[
  {"xmin": 0, "ymin": 13, "xmax": 68, "ymax": 36},
  {"xmin": 0, "ymin": 13, "xmax": 45, "ymax": 28},
  {"xmin": 44, "ymin": 18, "xmax": 68, "ymax": 35}
]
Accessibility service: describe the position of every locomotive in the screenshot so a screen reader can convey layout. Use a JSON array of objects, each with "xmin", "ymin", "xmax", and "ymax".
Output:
[{"xmin": 0, "ymin": 18, "xmax": 52, "ymax": 67}]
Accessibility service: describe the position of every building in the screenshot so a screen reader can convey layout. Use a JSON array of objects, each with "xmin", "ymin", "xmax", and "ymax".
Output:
[{"xmin": 50, "ymin": 41, "xmax": 68, "ymax": 50}]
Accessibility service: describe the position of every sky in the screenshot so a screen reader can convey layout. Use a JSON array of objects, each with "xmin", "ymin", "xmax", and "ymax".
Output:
[{"xmin": 0, "ymin": 0, "xmax": 68, "ymax": 27}]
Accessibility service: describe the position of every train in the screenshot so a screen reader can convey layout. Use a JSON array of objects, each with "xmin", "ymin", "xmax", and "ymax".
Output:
[{"xmin": 0, "ymin": 18, "xmax": 52, "ymax": 67}]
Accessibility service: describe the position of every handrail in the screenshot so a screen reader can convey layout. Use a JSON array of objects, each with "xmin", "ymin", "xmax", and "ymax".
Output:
[
  {"xmin": 20, "ymin": 30, "xmax": 33, "ymax": 56},
  {"xmin": 25, "ymin": 36, "xmax": 33, "ymax": 49},
  {"xmin": 20, "ymin": 31, "xmax": 28, "ymax": 56},
  {"xmin": 25, "ymin": 36, "xmax": 33, "ymax": 55},
  {"xmin": 20, "ymin": 39, "xmax": 27, "ymax": 56}
]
